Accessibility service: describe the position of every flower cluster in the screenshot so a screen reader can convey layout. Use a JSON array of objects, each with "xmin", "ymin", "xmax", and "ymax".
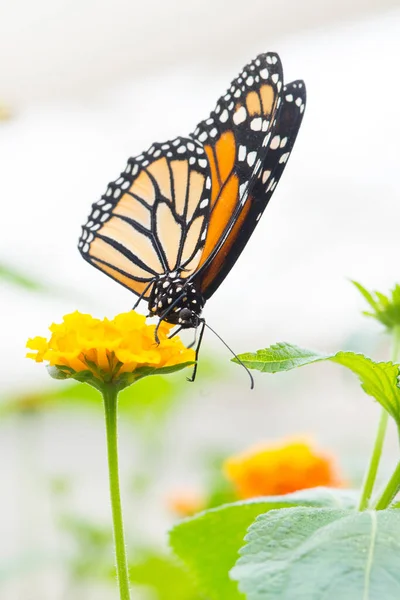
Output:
[
  {"xmin": 224, "ymin": 438, "xmax": 342, "ymax": 498},
  {"xmin": 26, "ymin": 311, "xmax": 194, "ymax": 384}
]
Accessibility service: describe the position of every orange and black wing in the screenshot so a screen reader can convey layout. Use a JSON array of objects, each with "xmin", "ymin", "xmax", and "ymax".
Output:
[
  {"xmin": 196, "ymin": 78, "xmax": 307, "ymax": 299},
  {"xmin": 78, "ymin": 138, "xmax": 212, "ymax": 298},
  {"xmin": 188, "ymin": 52, "xmax": 286, "ymax": 298}
]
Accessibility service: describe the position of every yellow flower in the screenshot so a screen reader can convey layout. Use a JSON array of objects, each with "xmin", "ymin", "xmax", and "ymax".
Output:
[
  {"xmin": 223, "ymin": 437, "xmax": 343, "ymax": 499},
  {"xmin": 26, "ymin": 311, "xmax": 195, "ymax": 386}
]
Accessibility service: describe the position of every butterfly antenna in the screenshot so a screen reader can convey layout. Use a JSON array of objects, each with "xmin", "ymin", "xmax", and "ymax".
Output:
[{"xmin": 204, "ymin": 322, "xmax": 254, "ymax": 390}]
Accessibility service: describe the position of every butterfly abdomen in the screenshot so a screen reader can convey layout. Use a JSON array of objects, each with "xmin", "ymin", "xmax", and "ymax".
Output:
[{"xmin": 148, "ymin": 275, "xmax": 205, "ymax": 327}]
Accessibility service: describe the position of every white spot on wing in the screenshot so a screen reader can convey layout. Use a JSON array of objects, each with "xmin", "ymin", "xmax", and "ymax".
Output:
[
  {"xmin": 247, "ymin": 151, "xmax": 256, "ymax": 166},
  {"xmin": 270, "ymin": 135, "xmax": 280, "ymax": 150},
  {"xmin": 279, "ymin": 152, "xmax": 290, "ymax": 164},
  {"xmin": 238, "ymin": 145, "xmax": 247, "ymax": 161},
  {"xmin": 239, "ymin": 183, "xmax": 247, "ymax": 199},
  {"xmin": 233, "ymin": 106, "xmax": 247, "ymax": 125},
  {"xmin": 250, "ymin": 117, "xmax": 262, "ymax": 131},
  {"xmin": 262, "ymin": 170, "xmax": 271, "ymax": 183}
]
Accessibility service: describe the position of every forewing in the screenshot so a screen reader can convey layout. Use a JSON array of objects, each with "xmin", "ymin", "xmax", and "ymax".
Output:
[
  {"xmin": 190, "ymin": 52, "xmax": 284, "ymax": 294},
  {"xmin": 199, "ymin": 79, "xmax": 307, "ymax": 298},
  {"xmin": 78, "ymin": 138, "xmax": 211, "ymax": 298}
]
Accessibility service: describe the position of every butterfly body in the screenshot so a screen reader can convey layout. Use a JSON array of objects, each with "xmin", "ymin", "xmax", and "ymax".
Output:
[
  {"xmin": 79, "ymin": 52, "xmax": 306, "ymax": 376},
  {"xmin": 148, "ymin": 275, "xmax": 204, "ymax": 328}
]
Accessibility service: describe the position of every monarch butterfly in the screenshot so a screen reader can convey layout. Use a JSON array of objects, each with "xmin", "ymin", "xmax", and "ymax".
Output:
[{"xmin": 79, "ymin": 52, "xmax": 306, "ymax": 383}]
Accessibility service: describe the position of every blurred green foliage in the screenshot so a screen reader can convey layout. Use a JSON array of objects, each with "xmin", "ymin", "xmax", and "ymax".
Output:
[
  {"xmin": 352, "ymin": 280, "xmax": 400, "ymax": 331},
  {"xmin": 130, "ymin": 552, "xmax": 201, "ymax": 599},
  {"xmin": 1, "ymin": 352, "xmax": 222, "ymax": 422},
  {"xmin": 0, "ymin": 262, "xmax": 47, "ymax": 292},
  {"xmin": 2, "ymin": 349, "xmax": 226, "ymax": 598}
]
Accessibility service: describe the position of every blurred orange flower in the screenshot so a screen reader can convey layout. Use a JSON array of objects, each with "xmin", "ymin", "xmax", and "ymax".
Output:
[
  {"xmin": 26, "ymin": 310, "xmax": 194, "ymax": 383},
  {"xmin": 224, "ymin": 438, "xmax": 343, "ymax": 498},
  {"xmin": 167, "ymin": 488, "xmax": 205, "ymax": 518}
]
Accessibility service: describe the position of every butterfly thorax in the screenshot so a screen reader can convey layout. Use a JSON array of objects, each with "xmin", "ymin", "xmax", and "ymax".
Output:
[{"xmin": 148, "ymin": 276, "xmax": 205, "ymax": 328}]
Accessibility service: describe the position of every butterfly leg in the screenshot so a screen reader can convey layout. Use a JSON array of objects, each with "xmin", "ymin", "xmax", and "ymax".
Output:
[
  {"xmin": 168, "ymin": 325, "xmax": 196, "ymax": 349},
  {"xmin": 187, "ymin": 328, "xmax": 198, "ymax": 349},
  {"xmin": 168, "ymin": 325, "xmax": 183, "ymax": 340},
  {"xmin": 154, "ymin": 320, "xmax": 162, "ymax": 345},
  {"xmin": 187, "ymin": 318, "xmax": 205, "ymax": 383},
  {"xmin": 132, "ymin": 281, "xmax": 154, "ymax": 311},
  {"xmin": 154, "ymin": 292, "xmax": 187, "ymax": 344}
]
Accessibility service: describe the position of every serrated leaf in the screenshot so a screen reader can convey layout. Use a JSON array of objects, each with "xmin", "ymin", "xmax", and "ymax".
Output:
[
  {"xmin": 234, "ymin": 343, "xmax": 329, "ymax": 373},
  {"xmin": 234, "ymin": 343, "xmax": 400, "ymax": 428},
  {"xmin": 169, "ymin": 488, "xmax": 356, "ymax": 600},
  {"xmin": 232, "ymin": 507, "xmax": 400, "ymax": 600}
]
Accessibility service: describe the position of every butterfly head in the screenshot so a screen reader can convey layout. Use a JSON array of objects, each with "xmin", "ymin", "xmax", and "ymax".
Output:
[{"xmin": 176, "ymin": 307, "xmax": 201, "ymax": 329}]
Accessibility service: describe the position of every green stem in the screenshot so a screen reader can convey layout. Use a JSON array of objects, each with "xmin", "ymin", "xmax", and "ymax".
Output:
[
  {"xmin": 358, "ymin": 325, "xmax": 400, "ymax": 511},
  {"xmin": 358, "ymin": 410, "xmax": 389, "ymax": 510},
  {"xmin": 103, "ymin": 384, "xmax": 131, "ymax": 600},
  {"xmin": 374, "ymin": 461, "xmax": 400, "ymax": 510}
]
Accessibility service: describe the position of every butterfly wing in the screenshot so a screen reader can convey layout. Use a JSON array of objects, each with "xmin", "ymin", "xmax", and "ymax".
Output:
[
  {"xmin": 188, "ymin": 52, "xmax": 285, "ymax": 298},
  {"xmin": 79, "ymin": 53, "xmax": 306, "ymax": 310},
  {"xmin": 197, "ymin": 79, "xmax": 307, "ymax": 299},
  {"xmin": 78, "ymin": 138, "xmax": 212, "ymax": 298}
]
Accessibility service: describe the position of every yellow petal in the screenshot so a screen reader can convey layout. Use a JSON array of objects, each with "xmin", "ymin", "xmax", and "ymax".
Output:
[{"xmin": 26, "ymin": 310, "xmax": 193, "ymax": 383}]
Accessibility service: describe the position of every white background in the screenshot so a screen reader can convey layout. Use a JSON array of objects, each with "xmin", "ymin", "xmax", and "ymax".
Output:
[{"xmin": 1, "ymin": 1, "xmax": 400, "ymax": 597}]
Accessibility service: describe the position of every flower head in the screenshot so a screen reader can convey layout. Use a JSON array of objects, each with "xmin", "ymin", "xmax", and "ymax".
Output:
[
  {"xmin": 223, "ymin": 437, "xmax": 343, "ymax": 498},
  {"xmin": 27, "ymin": 311, "xmax": 195, "ymax": 389}
]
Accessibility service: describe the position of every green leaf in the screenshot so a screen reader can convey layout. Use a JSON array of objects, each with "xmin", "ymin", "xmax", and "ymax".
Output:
[
  {"xmin": 352, "ymin": 280, "xmax": 380, "ymax": 312},
  {"xmin": 47, "ymin": 361, "xmax": 195, "ymax": 393},
  {"xmin": 169, "ymin": 488, "xmax": 356, "ymax": 600},
  {"xmin": 352, "ymin": 280, "xmax": 400, "ymax": 330},
  {"xmin": 130, "ymin": 553, "xmax": 201, "ymax": 599},
  {"xmin": 234, "ymin": 343, "xmax": 328, "ymax": 373},
  {"xmin": 47, "ymin": 365, "xmax": 104, "ymax": 390},
  {"xmin": 234, "ymin": 343, "xmax": 400, "ymax": 428},
  {"xmin": 116, "ymin": 361, "xmax": 195, "ymax": 389},
  {"xmin": 232, "ymin": 507, "xmax": 400, "ymax": 600}
]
